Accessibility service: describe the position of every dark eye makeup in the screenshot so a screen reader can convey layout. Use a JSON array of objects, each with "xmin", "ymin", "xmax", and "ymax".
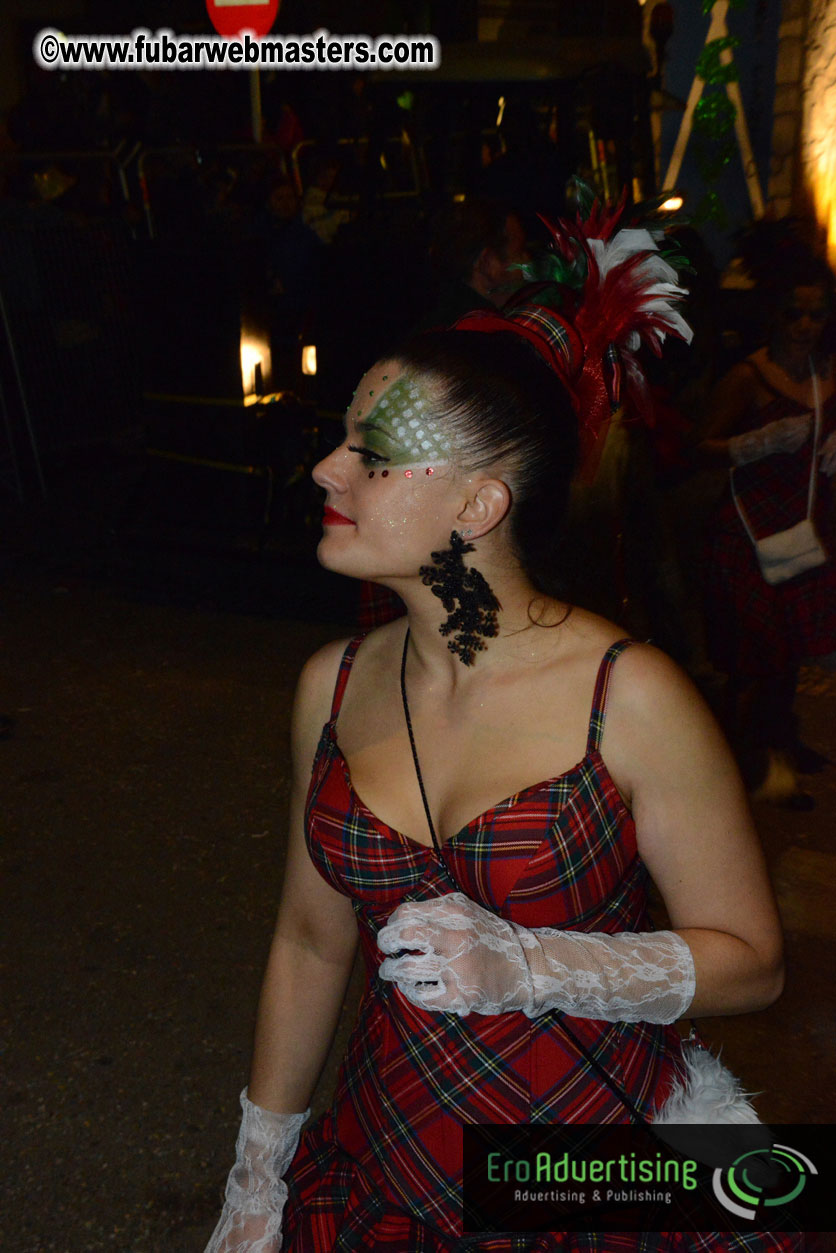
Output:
[{"xmin": 348, "ymin": 444, "xmax": 391, "ymax": 466}]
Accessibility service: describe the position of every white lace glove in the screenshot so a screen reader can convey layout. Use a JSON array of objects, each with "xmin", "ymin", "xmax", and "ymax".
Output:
[
  {"xmin": 820, "ymin": 430, "xmax": 836, "ymax": 477},
  {"xmin": 728, "ymin": 414, "xmax": 811, "ymax": 465},
  {"xmin": 204, "ymin": 1088, "xmax": 309, "ymax": 1253},
  {"xmin": 377, "ymin": 892, "xmax": 695, "ymax": 1024}
]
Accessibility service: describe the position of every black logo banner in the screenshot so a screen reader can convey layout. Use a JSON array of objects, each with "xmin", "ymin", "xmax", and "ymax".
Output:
[{"xmin": 462, "ymin": 1123, "xmax": 834, "ymax": 1234}]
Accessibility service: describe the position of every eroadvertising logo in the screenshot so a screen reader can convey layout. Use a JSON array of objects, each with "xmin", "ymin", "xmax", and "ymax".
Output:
[
  {"xmin": 712, "ymin": 1142, "xmax": 818, "ymax": 1222},
  {"xmin": 462, "ymin": 1124, "xmax": 830, "ymax": 1234}
]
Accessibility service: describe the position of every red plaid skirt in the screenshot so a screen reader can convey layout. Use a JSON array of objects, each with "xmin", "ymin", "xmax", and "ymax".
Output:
[
  {"xmin": 703, "ymin": 393, "xmax": 836, "ymax": 677},
  {"xmin": 282, "ymin": 637, "xmax": 803, "ymax": 1252}
]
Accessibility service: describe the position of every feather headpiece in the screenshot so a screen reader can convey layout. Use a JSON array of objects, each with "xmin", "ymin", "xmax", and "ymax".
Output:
[{"xmin": 454, "ymin": 186, "xmax": 694, "ymax": 477}]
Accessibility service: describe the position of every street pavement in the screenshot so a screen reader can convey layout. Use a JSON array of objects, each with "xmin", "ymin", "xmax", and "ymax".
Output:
[{"xmin": 2, "ymin": 564, "xmax": 835, "ymax": 1251}]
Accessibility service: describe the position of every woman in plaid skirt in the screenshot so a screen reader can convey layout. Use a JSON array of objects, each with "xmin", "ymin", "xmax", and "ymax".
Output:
[
  {"xmin": 700, "ymin": 257, "xmax": 836, "ymax": 805},
  {"xmin": 206, "ymin": 235, "xmax": 801, "ymax": 1250}
]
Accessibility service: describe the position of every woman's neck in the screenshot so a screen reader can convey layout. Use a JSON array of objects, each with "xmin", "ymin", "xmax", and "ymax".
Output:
[{"xmin": 385, "ymin": 562, "xmax": 568, "ymax": 687}]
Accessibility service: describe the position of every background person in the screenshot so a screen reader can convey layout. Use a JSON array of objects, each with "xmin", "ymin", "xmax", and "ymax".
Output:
[
  {"xmin": 416, "ymin": 196, "xmax": 531, "ymax": 329},
  {"xmin": 698, "ymin": 254, "xmax": 836, "ymax": 806}
]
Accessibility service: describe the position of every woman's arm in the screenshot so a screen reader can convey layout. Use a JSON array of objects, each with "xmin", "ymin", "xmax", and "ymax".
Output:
[
  {"xmin": 696, "ymin": 362, "xmax": 755, "ymax": 462},
  {"xmin": 248, "ymin": 640, "xmax": 360, "ymax": 1114},
  {"xmin": 204, "ymin": 642, "xmax": 359, "ymax": 1252},
  {"xmin": 604, "ymin": 643, "xmax": 784, "ymax": 1016},
  {"xmin": 696, "ymin": 361, "xmax": 811, "ymax": 467}
]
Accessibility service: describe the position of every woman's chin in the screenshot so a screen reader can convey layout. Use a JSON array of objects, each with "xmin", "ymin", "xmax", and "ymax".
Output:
[
  {"xmin": 316, "ymin": 535, "xmax": 367, "ymax": 580},
  {"xmin": 316, "ymin": 543, "xmax": 410, "ymax": 589},
  {"xmin": 316, "ymin": 535, "xmax": 345, "ymax": 571}
]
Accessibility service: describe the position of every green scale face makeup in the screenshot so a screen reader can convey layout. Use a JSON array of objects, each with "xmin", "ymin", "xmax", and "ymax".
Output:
[{"xmin": 352, "ymin": 373, "xmax": 451, "ymax": 467}]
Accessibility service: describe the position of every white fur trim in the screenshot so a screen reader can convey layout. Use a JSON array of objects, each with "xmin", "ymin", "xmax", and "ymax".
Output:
[{"xmin": 653, "ymin": 1042, "xmax": 762, "ymax": 1124}]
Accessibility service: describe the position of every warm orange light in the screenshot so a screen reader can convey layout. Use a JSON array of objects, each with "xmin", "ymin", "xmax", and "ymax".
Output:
[
  {"xmin": 301, "ymin": 345, "xmax": 317, "ymax": 376},
  {"xmin": 240, "ymin": 335, "xmax": 270, "ymax": 398},
  {"xmin": 802, "ymin": 17, "xmax": 836, "ymax": 267},
  {"xmin": 660, "ymin": 195, "xmax": 684, "ymax": 212}
]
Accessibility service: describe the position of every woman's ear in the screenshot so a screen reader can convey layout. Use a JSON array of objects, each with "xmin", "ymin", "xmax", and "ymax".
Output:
[{"xmin": 457, "ymin": 478, "xmax": 511, "ymax": 537}]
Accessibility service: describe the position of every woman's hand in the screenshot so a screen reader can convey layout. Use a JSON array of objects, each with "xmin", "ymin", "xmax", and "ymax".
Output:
[
  {"xmin": 206, "ymin": 1208, "xmax": 282, "ymax": 1253},
  {"xmin": 728, "ymin": 413, "xmax": 811, "ymax": 465},
  {"xmin": 377, "ymin": 892, "xmax": 535, "ymax": 1015},
  {"xmin": 204, "ymin": 1091, "xmax": 308, "ymax": 1253},
  {"xmin": 377, "ymin": 892, "xmax": 696, "ymax": 1024}
]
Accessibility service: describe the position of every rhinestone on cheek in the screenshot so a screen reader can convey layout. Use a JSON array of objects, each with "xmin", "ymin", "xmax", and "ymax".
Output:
[
  {"xmin": 381, "ymin": 469, "xmax": 389, "ymax": 477},
  {"xmin": 404, "ymin": 470, "xmax": 413, "ymax": 479},
  {"xmin": 425, "ymin": 467, "xmax": 434, "ymax": 475},
  {"xmin": 368, "ymin": 470, "xmax": 375, "ymax": 478}
]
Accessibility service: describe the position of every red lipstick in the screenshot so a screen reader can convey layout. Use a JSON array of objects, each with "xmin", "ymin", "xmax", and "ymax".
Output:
[{"xmin": 323, "ymin": 506, "xmax": 355, "ymax": 526}]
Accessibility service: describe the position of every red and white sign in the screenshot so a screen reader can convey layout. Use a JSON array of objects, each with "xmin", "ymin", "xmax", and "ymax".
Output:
[{"xmin": 206, "ymin": 0, "xmax": 280, "ymax": 39}]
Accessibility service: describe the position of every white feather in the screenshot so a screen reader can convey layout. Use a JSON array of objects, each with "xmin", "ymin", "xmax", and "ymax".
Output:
[
  {"xmin": 588, "ymin": 233, "xmax": 694, "ymax": 348},
  {"xmin": 653, "ymin": 1043, "xmax": 762, "ymax": 1125},
  {"xmin": 588, "ymin": 230, "xmax": 672, "ymax": 280}
]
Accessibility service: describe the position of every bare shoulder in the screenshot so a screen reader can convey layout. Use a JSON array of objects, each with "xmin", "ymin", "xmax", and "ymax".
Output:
[
  {"xmin": 292, "ymin": 619, "xmax": 406, "ymax": 740},
  {"xmin": 601, "ymin": 641, "xmax": 732, "ymax": 795},
  {"xmin": 608, "ymin": 639, "xmax": 699, "ymax": 705},
  {"xmin": 605, "ymin": 641, "xmax": 713, "ymax": 738},
  {"xmin": 295, "ymin": 636, "xmax": 354, "ymax": 718},
  {"xmin": 558, "ymin": 606, "xmax": 634, "ymax": 668},
  {"xmin": 715, "ymin": 357, "xmax": 758, "ymax": 395},
  {"xmin": 291, "ymin": 636, "xmax": 355, "ymax": 770}
]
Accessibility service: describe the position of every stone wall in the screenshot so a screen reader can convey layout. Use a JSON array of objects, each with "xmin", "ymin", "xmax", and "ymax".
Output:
[
  {"xmin": 768, "ymin": 0, "xmax": 809, "ymax": 217},
  {"xmin": 799, "ymin": 0, "xmax": 836, "ymax": 256},
  {"xmin": 769, "ymin": 0, "xmax": 836, "ymax": 260}
]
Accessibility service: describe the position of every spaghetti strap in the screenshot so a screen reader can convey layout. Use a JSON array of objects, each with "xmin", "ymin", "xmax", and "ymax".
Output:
[
  {"xmin": 328, "ymin": 636, "xmax": 366, "ymax": 723},
  {"xmin": 586, "ymin": 638, "xmax": 635, "ymax": 755}
]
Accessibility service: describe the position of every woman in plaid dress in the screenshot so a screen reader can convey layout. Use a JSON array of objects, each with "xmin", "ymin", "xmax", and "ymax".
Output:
[
  {"xmin": 206, "ymin": 319, "xmax": 798, "ymax": 1245},
  {"xmin": 700, "ymin": 260, "xmax": 836, "ymax": 803}
]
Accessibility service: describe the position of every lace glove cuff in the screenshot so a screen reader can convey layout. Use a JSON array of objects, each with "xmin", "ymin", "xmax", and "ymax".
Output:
[
  {"xmin": 820, "ymin": 429, "xmax": 836, "ymax": 477},
  {"xmin": 729, "ymin": 414, "xmax": 811, "ymax": 465},
  {"xmin": 378, "ymin": 892, "xmax": 695, "ymax": 1025},
  {"xmin": 204, "ymin": 1089, "xmax": 309, "ymax": 1253},
  {"xmin": 515, "ymin": 924, "xmax": 696, "ymax": 1023}
]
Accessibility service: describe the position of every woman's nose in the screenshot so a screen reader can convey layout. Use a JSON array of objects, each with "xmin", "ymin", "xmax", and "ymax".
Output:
[{"xmin": 312, "ymin": 444, "xmax": 346, "ymax": 491}]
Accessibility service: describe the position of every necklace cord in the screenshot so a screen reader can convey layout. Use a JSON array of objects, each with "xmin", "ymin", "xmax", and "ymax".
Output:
[
  {"xmin": 397, "ymin": 625, "xmax": 648, "ymax": 1125},
  {"xmin": 400, "ymin": 627, "xmax": 445, "ymax": 861}
]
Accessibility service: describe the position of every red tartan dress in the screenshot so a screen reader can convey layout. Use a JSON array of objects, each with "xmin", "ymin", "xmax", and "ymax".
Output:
[
  {"xmin": 282, "ymin": 636, "xmax": 803, "ymax": 1253},
  {"xmin": 704, "ymin": 360, "xmax": 836, "ymax": 677}
]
